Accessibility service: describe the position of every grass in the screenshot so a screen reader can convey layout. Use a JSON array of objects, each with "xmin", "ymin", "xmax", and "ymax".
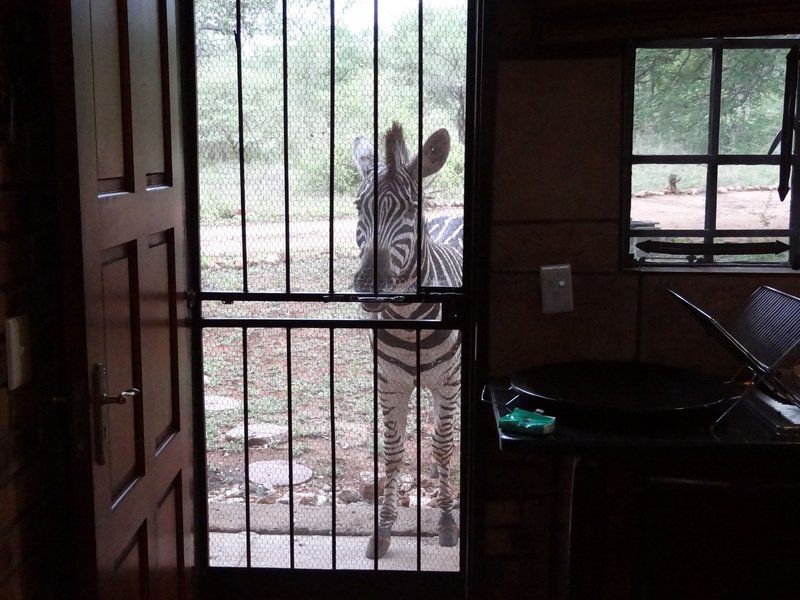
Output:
[{"xmin": 199, "ymin": 161, "xmax": 359, "ymax": 225}]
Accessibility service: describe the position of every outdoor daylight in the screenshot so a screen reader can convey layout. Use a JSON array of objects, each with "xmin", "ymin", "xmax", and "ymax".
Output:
[{"xmin": 195, "ymin": 0, "xmax": 468, "ymax": 572}]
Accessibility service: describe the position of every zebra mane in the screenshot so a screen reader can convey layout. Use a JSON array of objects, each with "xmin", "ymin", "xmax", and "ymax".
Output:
[{"xmin": 384, "ymin": 122, "xmax": 409, "ymax": 174}]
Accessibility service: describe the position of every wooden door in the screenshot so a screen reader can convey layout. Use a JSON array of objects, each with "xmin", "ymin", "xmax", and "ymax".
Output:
[{"xmin": 66, "ymin": 0, "xmax": 194, "ymax": 597}]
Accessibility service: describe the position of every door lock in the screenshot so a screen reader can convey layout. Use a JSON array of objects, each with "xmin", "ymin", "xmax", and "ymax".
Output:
[{"xmin": 93, "ymin": 363, "xmax": 140, "ymax": 465}]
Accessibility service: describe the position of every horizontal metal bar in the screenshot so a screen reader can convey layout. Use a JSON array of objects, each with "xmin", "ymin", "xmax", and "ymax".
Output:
[
  {"xmin": 200, "ymin": 291, "xmax": 467, "ymax": 303},
  {"xmin": 199, "ymin": 318, "xmax": 461, "ymax": 330},
  {"xmin": 627, "ymin": 229, "xmax": 791, "ymax": 237},
  {"xmin": 636, "ymin": 38, "xmax": 800, "ymax": 50},
  {"xmin": 632, "ymin": 155, "xmax": 797, "ymax": 165}
]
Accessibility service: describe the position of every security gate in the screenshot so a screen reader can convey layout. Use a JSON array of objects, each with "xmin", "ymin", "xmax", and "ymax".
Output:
[{"xmin": 194, "ymin": 0, "xmax": 475, "ymax": 575}]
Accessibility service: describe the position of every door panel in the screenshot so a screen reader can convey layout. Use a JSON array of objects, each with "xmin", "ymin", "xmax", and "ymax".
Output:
[
  {"xmin": 101, "ymin": 246, "xmax": 144, "ymax": 500},
  {"xmin": 142, "ymin": 231, "xmax": 180, "ymax": 449},
  {"xmin": 90, "ymin": 0, "xmax": 132, "ymax": 191},
  {"xmin": 153, "ymin": 479, "xmax": 184, "ymax": 599},
  {"xmin": 108, "ymin": 524, "xmax": 149, "ymax": 600},
  {"xmin": 68, "ymin": 0, "xmax": 193, "ymax": 596},
  {"xmin": 134, "ymin": 0, "xmax": 171, "ymax": 184}
]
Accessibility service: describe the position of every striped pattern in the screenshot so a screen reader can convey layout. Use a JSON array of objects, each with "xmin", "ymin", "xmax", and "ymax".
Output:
[{"xmin": 352, "ymin": 123, "xmax": 462, "ymax": 555}]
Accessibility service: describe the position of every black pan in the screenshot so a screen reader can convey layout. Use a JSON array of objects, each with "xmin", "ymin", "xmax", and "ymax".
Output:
[{"xmin": 510, "ymin": 361, "xmax": 735, "ymax": 420}]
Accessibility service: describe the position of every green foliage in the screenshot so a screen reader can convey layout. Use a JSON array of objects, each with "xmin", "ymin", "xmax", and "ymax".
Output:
[
  {"xmin": 634, "ymin": 48, "xmax": 712, "ymax": 155},
  {"xmin": 195, "ymin": 0, "xmax": 468, "ymax": 218},
  {"xmin": 634, "ymin": 45, "xmax": 789, "ymax": 157}
]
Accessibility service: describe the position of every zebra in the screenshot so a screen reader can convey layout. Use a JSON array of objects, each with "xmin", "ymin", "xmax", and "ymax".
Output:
[{"xmin": 351, "ymin": 122, "xmax": 462, "ymax": 559}]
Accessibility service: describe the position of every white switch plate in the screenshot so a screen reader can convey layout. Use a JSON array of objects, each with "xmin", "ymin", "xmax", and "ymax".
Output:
[
  {"xmin": 6, "ymin": 315, "xmax": 32, "ymax": 390},
  {"xmin": 540, "ymin": 264, "xmax": 574, "ymax": 313}
]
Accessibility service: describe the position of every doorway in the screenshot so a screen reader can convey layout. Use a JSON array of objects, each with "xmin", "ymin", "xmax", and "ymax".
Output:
[{"xmin": 193, "ymin": 0, "xmax": 477, "ymax": 586}]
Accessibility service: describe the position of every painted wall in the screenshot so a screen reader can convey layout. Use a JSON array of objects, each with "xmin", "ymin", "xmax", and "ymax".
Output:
[
  {"xmin": 0, "ymin": 4, "xmax": 71, "ymax": 598},
  {"xmin": 473, "ymin": 2, "xmax": 800, "ymax": 597}
]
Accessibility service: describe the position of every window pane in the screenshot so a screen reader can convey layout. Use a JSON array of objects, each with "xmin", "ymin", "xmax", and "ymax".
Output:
[
  {"xmin": 633, "ymin": 48, "xmax": 711, "ymax": 155},
  {"xmin": 631, "ymin": 164, "xmax": 707, "ymax": 229},
  {"xmin": 716, "ymin": 165, "xmax": 786, "ymax": 230},
  {"xmin": 719, "ymin": 49, "xmax": 786, "ymax": 155}
]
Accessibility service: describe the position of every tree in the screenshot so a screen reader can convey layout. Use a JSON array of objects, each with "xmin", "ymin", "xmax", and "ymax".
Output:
[{"xmin": 386, "ymin": 7, "xmax": 468, "ymax": 143}]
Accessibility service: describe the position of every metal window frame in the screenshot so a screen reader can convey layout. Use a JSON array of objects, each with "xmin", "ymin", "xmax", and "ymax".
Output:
[
  {"xmin": 622, "ymin": 36, "xmax": 800, "ymax": 268},
  {"xmin": 186, "ymin": 0, "xmax": 483, "ymax": 588}
]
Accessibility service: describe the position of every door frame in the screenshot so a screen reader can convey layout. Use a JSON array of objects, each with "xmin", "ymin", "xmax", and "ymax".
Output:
[{"xmin": 183, "ymin": 0, "xmax": 487, "ymax": 596}]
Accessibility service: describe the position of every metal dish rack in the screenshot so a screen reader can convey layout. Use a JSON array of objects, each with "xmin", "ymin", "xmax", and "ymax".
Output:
[{"xmin": 670, "ymin": 286, "xmax": 800, "ymax": 434}]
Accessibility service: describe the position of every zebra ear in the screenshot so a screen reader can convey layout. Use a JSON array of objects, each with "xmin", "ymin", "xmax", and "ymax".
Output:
[
  {"xmin": 385, "ymin": 122, "xmax": 409, "ymax": 173},
  {"xmin": 352, "ymin": 135, "xmax": 374, "ymax": 180},
  {"xmin": 408, "ymin": 128, "xmax": 450, "ymax": 182}
]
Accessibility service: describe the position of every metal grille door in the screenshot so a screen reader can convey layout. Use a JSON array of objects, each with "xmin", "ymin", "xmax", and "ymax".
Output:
[{"xmin": 194, "ymin": 0, "xmax": 473, "ymax": 573}]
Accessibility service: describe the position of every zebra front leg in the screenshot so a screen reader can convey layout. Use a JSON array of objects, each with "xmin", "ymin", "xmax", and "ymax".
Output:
[
  {"xmin": 431, "ymin": 386, "xmax": 459, "ymax": 547},
  {"xmin": 366, "ymin": 383, "xmax": 411, "ymax": 559}
]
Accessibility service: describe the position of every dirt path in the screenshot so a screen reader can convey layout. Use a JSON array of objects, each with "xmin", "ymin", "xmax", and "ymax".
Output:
[{"xmin": 631, "ymin": 190, "xmax": 788, "ymax": 230}]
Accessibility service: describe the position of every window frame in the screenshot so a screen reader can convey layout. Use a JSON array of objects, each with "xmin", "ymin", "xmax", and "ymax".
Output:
[{"xmin": 622, "ymin": 36, "xmax": 800, "ymax": 270}]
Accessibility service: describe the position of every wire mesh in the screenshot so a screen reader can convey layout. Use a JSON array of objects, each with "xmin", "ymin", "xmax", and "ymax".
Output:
[
  {"xmin": 204, "ymin": 328, "xmax": 246, "ymax": 566},
  {"xmin": 197, "ymin": 0, "xmax": 468, "ymax": 574},
  {"xmin": 196, "ymin": 3, "xmax": 244, "ymax": 292},
  {"xmin": 204, "ymin": 322, "xmax": 461, "ymax": 571}
]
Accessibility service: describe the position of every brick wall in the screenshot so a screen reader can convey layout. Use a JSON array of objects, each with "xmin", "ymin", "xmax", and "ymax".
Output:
[
  {"xmin": 471, "ymin": 1, "xmax": 800, "ymax": 597},
  {"xmin": 0, "ymin": 4, "xmax": 70, "ymax": 599}
]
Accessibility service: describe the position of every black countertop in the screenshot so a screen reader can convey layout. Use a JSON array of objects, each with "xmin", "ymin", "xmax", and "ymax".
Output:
[{"xmin": 487, "ymin": 381, "xmax": 800, "ymax": 454}]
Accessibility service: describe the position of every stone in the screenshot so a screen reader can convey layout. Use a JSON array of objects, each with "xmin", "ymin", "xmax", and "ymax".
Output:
[
  {"xmin": 256, "ymin": 493, "xmax": 277, "ymax": 504},
  {"xmin": 297, "ymin": 492, "xmax": 317, "ymax": 506},
  {"xmin": 359, "ymin": 471, "xmax": 386, "ymax": 501},
  {"xmin": 225, "ymin": 487, "xmax": 243, "ymax": 499},
  {"xmin": 338, "ymin": 489, "xmax": 360, "ymax": 504},
  {"xmin": 225, "ymin": 423, "xmax": 288, "ymax": 447},
  {"xmin": 249, "ymin": 460, "xmax": 313, "ymax": 487}
]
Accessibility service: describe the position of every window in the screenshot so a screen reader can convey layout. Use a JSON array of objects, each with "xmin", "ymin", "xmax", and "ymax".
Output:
[{"xmin": 624, "ymin": 37, "xmax": 800, "ymax": 267}]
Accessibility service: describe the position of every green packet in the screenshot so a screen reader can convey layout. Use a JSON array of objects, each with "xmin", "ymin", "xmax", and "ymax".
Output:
[{"xmin": 498, "ymin": 407, "xmax": 556, "ymax": 435}]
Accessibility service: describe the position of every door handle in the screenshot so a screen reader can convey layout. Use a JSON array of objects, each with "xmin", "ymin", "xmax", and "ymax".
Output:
[
  {"xmin": 93, "ymin": 363, "xmax": 140, "ymax": 465},
  {"xmin": 101, "ymin": 388, "xmax": 140, "ymax": 405}
]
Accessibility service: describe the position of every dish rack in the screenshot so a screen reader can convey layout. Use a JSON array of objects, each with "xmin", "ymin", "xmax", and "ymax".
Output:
[{"xmin": 670, "ymin": 286, "xmax": 800, "ymax": 435}]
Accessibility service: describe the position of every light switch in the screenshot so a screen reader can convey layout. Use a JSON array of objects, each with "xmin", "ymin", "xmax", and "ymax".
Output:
[
  {"xmin": 540, "ymin": 264, "xmax": 573, "ymax": 313},
  {"xmin": 6, "ymin": 315, "xmax": 31, "ymax": 390}
]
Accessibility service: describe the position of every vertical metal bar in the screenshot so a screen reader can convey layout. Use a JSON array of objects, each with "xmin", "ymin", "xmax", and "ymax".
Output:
[
  {"xmin": 372, "ymin": 327, "xmax": 379, "ymax": 571},
  {"xmin": 242, "ymin": 328, "xmax": 252, "ymax": 567},
  {"xmin": 415, "ymin": 329, "xmax": 422, "ymax": 571},
  {"xmin": 705, "ymin": 42, "xmax": 723, "ymax": 263},
  {"xmin": 329, "ymin": 328, "xmax": 337, "ymax": 569},
  {"xmin": 287, "ymin": 327, "xmax": 295, "ymax": 568},
  {"xmin": 779, "ymin": 46, "xmax": 799, "ymax": 202},
  {"xmin": 282, "ymin": 0, "xmax": 291, "ymax": 293},
  {"xmin": 329, "ymin": 0, "xmax": 336, "ymax": 295},
  {"xmin": 791, "ymin": 134, "xmax": 800, "ymax": 269},
  {"xmin": 234, "ymin": 0, "xmax": 248, "ymax": 292},
  {"xmin": 372, "ymin": 0, "xmax": 379, "ymax": 296},
  {"xmin": 784, "ymin": 46, "xmax": 799, "ymax": 269},
  {"xmin": 416, "ymin": 0, "xmax": 423, "ymax": 292},
  {"xmin": 621, "ymin": 45, "xmax": 637, "ymax": 265}
]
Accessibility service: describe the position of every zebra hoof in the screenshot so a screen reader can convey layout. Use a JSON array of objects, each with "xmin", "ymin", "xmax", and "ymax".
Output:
[
  {"xmin": 366, "ymin": 532, "xmax": 391, "ymax": 559},
  {"xmin": 438, "ymin": 512, "xmax": 458, "ymax": 547}
]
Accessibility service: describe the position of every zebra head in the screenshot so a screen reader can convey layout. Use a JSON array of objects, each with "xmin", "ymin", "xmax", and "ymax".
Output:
[{"xmin": 351, "ymin": 122, "xmax": 450, "ymax": 308}]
